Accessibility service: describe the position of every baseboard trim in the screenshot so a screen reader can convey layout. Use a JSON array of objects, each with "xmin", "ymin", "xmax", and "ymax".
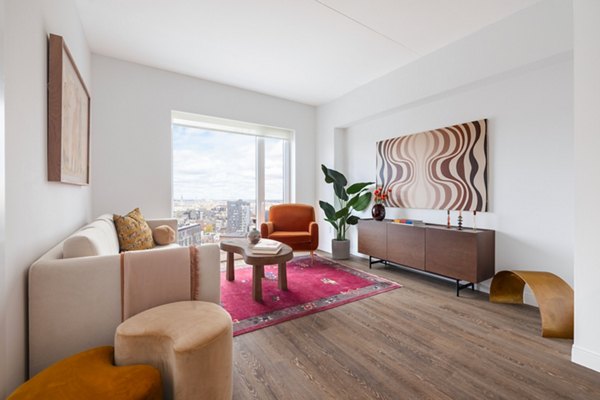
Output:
[
  {"xmin": 572, "ymin": 345, "xmax": 600, "ymax": 373},
  {"xmin": 348, "ymin": 251, "xmax": 546, "ymax": 307}
]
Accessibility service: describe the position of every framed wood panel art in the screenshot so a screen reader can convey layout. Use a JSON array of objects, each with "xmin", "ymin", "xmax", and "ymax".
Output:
[{"xmin": 48, "ymin": 33, "xmax": 90, "ymax": 185}]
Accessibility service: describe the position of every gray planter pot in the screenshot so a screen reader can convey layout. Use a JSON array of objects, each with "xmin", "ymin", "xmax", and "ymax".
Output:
[{"xmin": 331, "ymin": 239, "xmax": 350, "ymax": 260}]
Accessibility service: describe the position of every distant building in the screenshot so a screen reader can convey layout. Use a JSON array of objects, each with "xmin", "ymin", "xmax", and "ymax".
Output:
[
  {"xmin": 226, "ymin": 200, "xmax": 251, "ymax": 235},
  {"xmin": 178, "ymin": 223, "xmax": 202, "ymax": 246}
]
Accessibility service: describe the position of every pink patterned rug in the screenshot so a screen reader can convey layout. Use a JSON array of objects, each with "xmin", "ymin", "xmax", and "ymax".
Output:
[{"xmin": 221, "ymin": 255, "xmax": 401, "ymax": 336}]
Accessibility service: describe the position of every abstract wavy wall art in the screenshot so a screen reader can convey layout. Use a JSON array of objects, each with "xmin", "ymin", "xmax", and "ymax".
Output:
[{"xmin": 376, "ymin": 119, "xmax": 488, "ymax": 211}]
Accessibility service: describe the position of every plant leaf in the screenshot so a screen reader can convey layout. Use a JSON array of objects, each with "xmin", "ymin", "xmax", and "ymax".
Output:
[
  {"xmin": 346, "ymin": 215, "xmax": 360, "ymax": 225},
  {"xmin": 352, "ymin": 192, "xmax": 372, "ymax": 211},
  {"xmin": 334, "ymin": 207, "xmax": 349, "ymax": 220},
  {"xmin": 347, "ymin": 194, "xmax": 359, "ymax": 208},
  {"xmin": 321, "ymin": 164, "xmax": 349, "ymax": 200},
  {"xmin": 321, "ymin": 164, "xmax": 335, "ymax": 184},
  {"xmin": 324, "ymin": 219, "xmax": 339, "ymax": 231},
  {"xmin": 347, "ymin": 182, "xmax": 374, "ymax": 195},
  {"xmin": 327, "ymin": 168, "xmax": 348, "ymax": 187},
  {"xmin": 321, "ymin": 164, "xmax": 348, "ymax": 187},
  {"xmin": 319, "ymin": 200, "xmax": 336, "ymax": 220},
  {"xmin": 334, "ymin": 183, "xmax": 348, "ymax": 201}
]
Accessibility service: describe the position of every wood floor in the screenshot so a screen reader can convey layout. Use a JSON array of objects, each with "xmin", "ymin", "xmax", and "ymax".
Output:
[{"xmin": 232, "ymin": 252, "xmax": 600, "ymax": 400}]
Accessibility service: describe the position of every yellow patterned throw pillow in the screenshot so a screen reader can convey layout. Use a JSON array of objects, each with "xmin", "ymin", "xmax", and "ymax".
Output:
[{"xmin": 113, "ymin": 208, "xmax": 154, "ymax": 251}]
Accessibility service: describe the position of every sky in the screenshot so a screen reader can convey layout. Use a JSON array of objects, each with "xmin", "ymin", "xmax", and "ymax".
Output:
[{"xmin": 172, "ymin": 124, "xmax": 284, "ymax": 201}]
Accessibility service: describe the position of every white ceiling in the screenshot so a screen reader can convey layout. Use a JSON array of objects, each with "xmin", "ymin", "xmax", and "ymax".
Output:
[{"xmin": 75, "ymin": 0, "xmax": 541, "ymax": 106}]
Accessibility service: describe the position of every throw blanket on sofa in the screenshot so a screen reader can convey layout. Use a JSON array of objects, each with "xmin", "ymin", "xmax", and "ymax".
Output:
[{"xmin": 120, "ymin": 246, "xmax": 199, "ymax": 320}]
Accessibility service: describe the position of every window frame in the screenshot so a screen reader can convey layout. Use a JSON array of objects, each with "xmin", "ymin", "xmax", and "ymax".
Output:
[{"xmin": 171, "ymin": 111, "xmax": 293, "ymax": 227}]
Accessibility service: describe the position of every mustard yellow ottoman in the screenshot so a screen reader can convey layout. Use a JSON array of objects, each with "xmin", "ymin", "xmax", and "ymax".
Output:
[
  {"xmin": 115, "ymin": 301, "xmax": 233, "ymax": 400},
  {"xmin": 8, "ymin": 346, "xmax": 162, "ymax": 400}
]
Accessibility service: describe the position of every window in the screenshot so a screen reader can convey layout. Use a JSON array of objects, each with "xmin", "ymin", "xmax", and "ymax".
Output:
[{"xmin": 171, "ymin": 111, "xmax": 292, "ymax": 246}]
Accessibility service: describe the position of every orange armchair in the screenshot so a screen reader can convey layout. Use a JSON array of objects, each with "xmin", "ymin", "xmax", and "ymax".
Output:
[{"xmin": 261, "ymin": 204, "xmax": 319, "ymax": 257}]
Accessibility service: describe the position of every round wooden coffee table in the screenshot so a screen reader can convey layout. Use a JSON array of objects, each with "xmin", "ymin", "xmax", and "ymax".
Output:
[{"xmin": 220, "ymin": 239, "xmax": 294, "ymax": 302}]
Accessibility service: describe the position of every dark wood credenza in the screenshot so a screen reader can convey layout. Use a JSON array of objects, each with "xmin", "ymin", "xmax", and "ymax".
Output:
[{"xmin": 357, "ymin": 219, "xmax": 495, "ymax": 295}]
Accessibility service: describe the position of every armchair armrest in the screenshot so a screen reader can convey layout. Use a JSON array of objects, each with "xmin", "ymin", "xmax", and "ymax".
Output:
[{"xmin": 261, "ymin": 222, "xmax": 273, "ymax": 238}]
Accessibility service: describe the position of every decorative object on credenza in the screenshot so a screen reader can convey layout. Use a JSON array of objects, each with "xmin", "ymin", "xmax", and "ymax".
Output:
[
  {"xmin": 447, "ymin": 210, "xmax": 451, "ymax": 229},
  {"xmin": 319, "ymin": 164, "xmax": 373, "ymax": 260},
  {"xmin": 473, "ymin": 211, "xmax": 477, "ymax": 230},
  {"xmin": 376, "ymin": 119, "xmax": 488, "ymax": 211},
  {"xmin": 47, "ymin": 34, "xmax": 91, "ymax": 185},
  {"xmin": 458, "ymin": 210, "xmax": 463, "ymax": 230},
  {"xmin": 247, "ymin": 227, "xmax": 260, "ymax": 244},
  {"xmin": 371, "ymin": 204, "xmax": 385, "ymax": 221},
  {"xmin": 371, "ymin": 186, "xmax": 390, "ymax": 221},
  {"xmin": 392, "ymin": 219, "xmax": 423, "ymax": 226}
]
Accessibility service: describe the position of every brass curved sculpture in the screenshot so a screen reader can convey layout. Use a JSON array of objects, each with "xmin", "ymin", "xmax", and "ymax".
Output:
[{"xmin": 489, "ymin": 271, "xmax": 573, "ymax": 339}]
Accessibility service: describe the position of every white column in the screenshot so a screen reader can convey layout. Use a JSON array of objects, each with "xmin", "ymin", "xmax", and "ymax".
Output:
[
  {"xmin": 256, "ymin": 137, "xmax": 265, "ymax": 226},
  {"xmin": 0, "ymin": 1, "xmax": 6, "ymax": 395},
  {"xmin": 573, "ymin": 0, "xmax": 600, "ymax": 372}
]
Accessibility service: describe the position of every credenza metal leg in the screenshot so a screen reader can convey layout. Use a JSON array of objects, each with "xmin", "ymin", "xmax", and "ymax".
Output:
[{"xmin": 456, "ymin": 280, "xmax": 474, "ymax": 296}]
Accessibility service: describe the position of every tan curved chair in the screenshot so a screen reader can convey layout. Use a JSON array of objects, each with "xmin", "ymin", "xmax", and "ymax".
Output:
[
  {"xmin": 490, "ymin": 270, "xmax": 573, "ymax": 339},
  {"xmin": 260, "ymin": 203, "xmax": 318, "ymax": 258},
  {"xmin": 115, "ymin": 301, "xmax": 233, "ymax": 400}
]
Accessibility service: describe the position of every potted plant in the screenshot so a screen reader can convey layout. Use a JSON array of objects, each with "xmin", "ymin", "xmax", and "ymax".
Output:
[{"xmin": 319, "ymin": 164, "xmax": 373, "ymax": 259}]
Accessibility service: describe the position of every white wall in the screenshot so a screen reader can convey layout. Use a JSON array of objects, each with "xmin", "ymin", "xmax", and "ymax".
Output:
[
  {"xmin": 3, "ymin": 0, "xmax": 91, "ymax": 394},
  {"xmin": 345, "ymin": 59, "xmax": 573, "ymax": 287},
  {"xmin": 91, "ymin": 55, "xmax": 316, "ymax": 219},
  {"xmin": 572, "ymin": 0, "xmax": 600, "ymax": 373},
  {"xmin": 0, "ymin": 0, "xmax": 6, "ymax": 395},
  {"xmin": 316, "ymin": 0, "xmax": 574, "ymax": 292}
]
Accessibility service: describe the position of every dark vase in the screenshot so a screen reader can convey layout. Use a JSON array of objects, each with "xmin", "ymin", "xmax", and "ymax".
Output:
[{"xmin": 372, "ymin": 204, "xmax": 386, "ymax": 221}]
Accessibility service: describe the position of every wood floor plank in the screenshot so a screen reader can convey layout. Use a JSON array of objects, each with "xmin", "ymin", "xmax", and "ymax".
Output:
[{"xmin": 231, "ymin": 252, "xmax": 600, "ymax": 399}]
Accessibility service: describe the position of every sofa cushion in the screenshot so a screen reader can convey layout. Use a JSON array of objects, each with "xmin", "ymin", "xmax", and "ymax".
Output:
[
  {"xmin": 63, "ymin": 216, "xmax": 121, "ymax": 258},
  {"xmin": 90, "ymin": 215, "xmax": 120, "ymax": 253},
  {"xmin": 268, "ymin": 231, "xmax": 311, "ymax": 244},
  {"xmin": 63, "ymin": 230, "xmax": 100, "ymax": 258},
  {"xmin": 152, "ymin": 225, "xmax": 176, "ymax": 245},
  {"xmin": 63, "ymin": 231, "xmax": 102, "ymax": 258},
  {"xmin": 113, "ymin": 208, "xmax": 154, "ymax": 252}
]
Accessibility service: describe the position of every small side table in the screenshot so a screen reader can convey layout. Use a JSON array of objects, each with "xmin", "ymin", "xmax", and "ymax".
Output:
[{"xmin": 220, "ymin": 239, "xmax": 293, "ymax": 302}]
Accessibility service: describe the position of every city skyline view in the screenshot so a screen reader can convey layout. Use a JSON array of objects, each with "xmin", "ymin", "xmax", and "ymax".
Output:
[{"xmin": 172, "ymin": 123, "xmax": 288, "ymax": 249}]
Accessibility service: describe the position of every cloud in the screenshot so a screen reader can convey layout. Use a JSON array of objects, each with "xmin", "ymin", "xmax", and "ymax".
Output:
[{"xmin": 173, "ymin": 125, "xmax": 286, "ymax": 200}]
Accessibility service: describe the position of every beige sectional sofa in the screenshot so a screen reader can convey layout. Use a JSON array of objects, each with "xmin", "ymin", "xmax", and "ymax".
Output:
[{"xmin": 28, "ymin": 214, "xmax": 221, "ymax": 376}]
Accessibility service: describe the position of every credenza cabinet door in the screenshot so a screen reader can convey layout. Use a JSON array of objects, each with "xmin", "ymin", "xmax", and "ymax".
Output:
[
  {"xmin": 357, "ymin": 220, "xmax": 386, "ymax": 260},
  {"xmin": 386, "ymin": 223, "xmax": 425, "ymax": 270},
  {"xmin": 425, "ymin": 228, "xmax": 495, "ymax": 283},
  {"xmin": 426, "ymin": 229, "xmax": 478, "ymax": 282}
]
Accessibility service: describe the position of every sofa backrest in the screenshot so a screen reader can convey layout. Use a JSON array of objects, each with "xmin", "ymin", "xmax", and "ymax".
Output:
[{"xmin": 62, "ymin": 214, "xmax": 120, "ymax": 258}]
